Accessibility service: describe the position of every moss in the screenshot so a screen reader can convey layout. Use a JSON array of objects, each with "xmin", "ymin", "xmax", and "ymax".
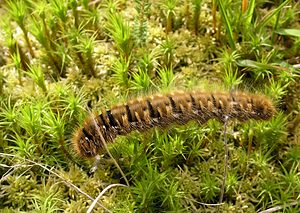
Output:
[{"xmin": 0, "ymin": 0, "xmax": 299, "ymax": 211}]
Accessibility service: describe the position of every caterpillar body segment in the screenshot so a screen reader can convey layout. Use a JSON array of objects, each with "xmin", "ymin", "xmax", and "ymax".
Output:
[{"xmin": 72, "ymin": 91, "xmax": 275, "ymax": 158}]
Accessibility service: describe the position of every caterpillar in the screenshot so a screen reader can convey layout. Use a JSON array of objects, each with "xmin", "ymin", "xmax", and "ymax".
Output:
[{"xmin": 72, "ymin": 91, "xmax": 276, "ymax": 158}]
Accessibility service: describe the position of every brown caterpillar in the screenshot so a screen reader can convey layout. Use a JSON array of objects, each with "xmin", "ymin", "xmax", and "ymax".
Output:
[{"xmin": 72, "ymin": 91, "xmax": 276, "ymax": 158}]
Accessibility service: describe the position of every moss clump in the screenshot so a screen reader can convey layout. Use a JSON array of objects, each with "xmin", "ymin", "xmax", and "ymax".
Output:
[{"xmin": 0, "ymin": 0, "xmax": 299, "ymax": 212}]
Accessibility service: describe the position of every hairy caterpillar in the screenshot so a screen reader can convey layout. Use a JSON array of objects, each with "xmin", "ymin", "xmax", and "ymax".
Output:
[{"xmin": 72, "ymin": 91, "xmax": 276, "ymax": 158}]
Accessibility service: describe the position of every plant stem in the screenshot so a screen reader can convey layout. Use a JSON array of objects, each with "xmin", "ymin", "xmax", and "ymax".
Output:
[
  {"xmin": 58, "ymin": 139, "xmax": 74, "ymax": 162},
  {"xmin": 20, "ymin": 25, "xmax": 35, "ymax": 58},
  {"xmin": 218, "ymin": 115, "xmax": 229, "ymax": 210},
  {"xmin": 87, "ymin": 183, "xmax": 127, "ymax": 213},
  {"xmin": 212, "ymin": 0, "xmax": 217, "ymax": 34},
  {"xmin": 166, "ymin": 13, "xmax": 173, "ymax": 33},
  {"xmin": 92, "ymin": 118, "xmax": 130, "ymax": 186},
  {"xmin": 241, "ymin": 0, "xmax": 248, "ymax": 13}
]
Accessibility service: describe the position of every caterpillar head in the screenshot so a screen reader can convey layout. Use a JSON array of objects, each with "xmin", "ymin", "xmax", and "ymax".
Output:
[{"xmin": 72, "ymin": 127, "xmax": 100, "ymax": 158}]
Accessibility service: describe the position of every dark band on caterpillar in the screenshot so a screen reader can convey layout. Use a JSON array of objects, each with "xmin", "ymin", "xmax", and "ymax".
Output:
[
  {"xmin": 72, "ymin": 91, "xmax": 276, "ymax": 158},
  {"xmin": 168, "ymin": 96, "xmax": 178, "ymax": 113},
  {"xmin": 146, "ymin": 100, "xmax": 155, "ymax": 118},
  {"xmin": 106, "ymin": 110, "xmax": 117, "ymax": 127},
  {"xmin": 99, "ymin": 114, "xmax": 109, "ymax": 129},
  {"xmin": 125, "ymin": 104, "xmax": 133, "ymax": 122}
]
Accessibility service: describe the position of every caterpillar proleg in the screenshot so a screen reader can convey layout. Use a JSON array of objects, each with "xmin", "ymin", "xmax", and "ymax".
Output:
[{"xmin": 72, "ymin": 91, "xmax": 275, "ymax": 158}]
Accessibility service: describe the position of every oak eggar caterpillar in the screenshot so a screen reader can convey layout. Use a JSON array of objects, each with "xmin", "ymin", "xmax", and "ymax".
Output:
[{"xmin": 72, "ymin": 91, "xmax": 276, "ymax": 158}]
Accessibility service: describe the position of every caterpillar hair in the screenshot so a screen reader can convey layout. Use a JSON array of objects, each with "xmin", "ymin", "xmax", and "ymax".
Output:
[{"xmin": 72, "ymin": 91, "xmax": 276, "ymax": 158}]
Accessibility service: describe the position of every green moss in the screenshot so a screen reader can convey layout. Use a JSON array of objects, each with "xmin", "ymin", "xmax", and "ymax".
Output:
[{"xmin": 0, "ymin": 0, "xmax": 299, "ymax": 211}]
